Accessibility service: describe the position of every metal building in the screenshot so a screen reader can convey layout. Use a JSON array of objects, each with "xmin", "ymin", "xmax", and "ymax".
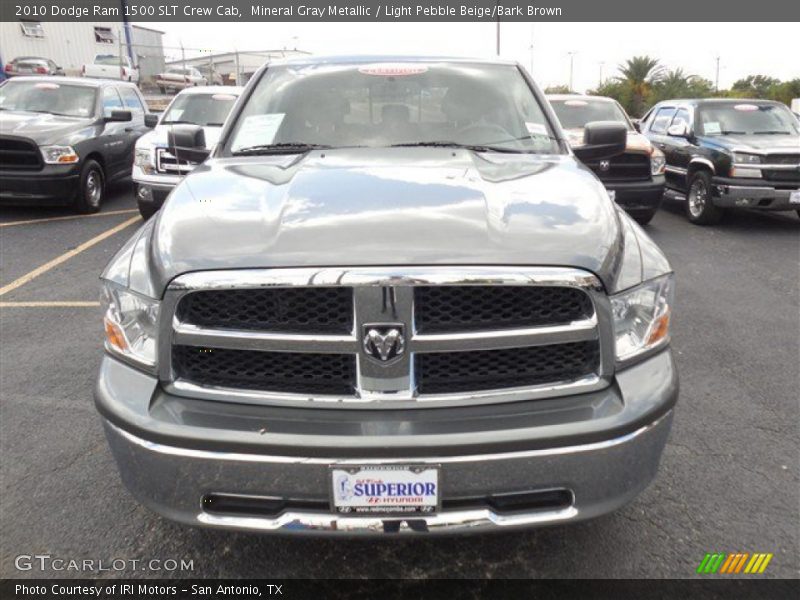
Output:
[
  {"xmin": 165, "ymin": 49, "xmax": 311, "ymax": 86},
  {"xmin": 0, "ymin": 20, "xmax": 164, "ymax": 79}
]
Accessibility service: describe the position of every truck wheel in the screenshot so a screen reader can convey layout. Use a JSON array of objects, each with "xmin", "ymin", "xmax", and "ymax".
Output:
[
  {"xmin": 74, "ymin": 160, "xmax": 105, "ymax": 214},
  {"xmin": 630, "ymin": 208, "xmax": 658, "ymax": 225},
  {"xmin": 685, "ymin": 171, "xmax": 723, "ymax": 225},
  {"xmin": 137, "ymin": 199, "xmax": 158, "ymax": 220}
]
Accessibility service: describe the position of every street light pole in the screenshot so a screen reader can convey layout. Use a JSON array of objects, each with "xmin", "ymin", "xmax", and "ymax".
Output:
[
  {"xmin": 599, "ymin": 61, "xmax": 604, "ymax": 86},
  {"xmin": 567, "ymin": 52, "xmax": 576, "ymax": 91},
  {"xmin": 715, "ymin": 55, "xmax": 721, "ymax": 92}
]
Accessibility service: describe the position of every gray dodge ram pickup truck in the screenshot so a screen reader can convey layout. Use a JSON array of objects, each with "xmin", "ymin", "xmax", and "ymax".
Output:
[{"xmin": 96, "ymin": 56, "xmax": 678, "ymax": 535}]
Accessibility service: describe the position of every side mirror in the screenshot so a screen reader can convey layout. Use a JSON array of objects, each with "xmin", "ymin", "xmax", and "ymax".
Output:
[
  {"xmin": 167, "ymin": 124, "xmax": 210, "ymax": 163},
  {"xmin": 631, "ymin": 119, "xmax": 642, "ymax": 133},
  {"xmin": 572, "ymin": 121, "xmax": 627, "ymax": 163},
  {"xmin": 667, "ymin": 123, "xmax": 689, "ymax": 137},
  {"xmin": 144, "ymin": 113, "xmax": 159, "ymax": 128},
  {"xmin": 105, "ymin": 109, "xmax": 132, "ymax": 122}
]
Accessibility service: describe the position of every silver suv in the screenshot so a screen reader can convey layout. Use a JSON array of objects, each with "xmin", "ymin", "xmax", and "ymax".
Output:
[{"xmin": 96, "ymin": 56, "xmax": 678, "ymax": 535}]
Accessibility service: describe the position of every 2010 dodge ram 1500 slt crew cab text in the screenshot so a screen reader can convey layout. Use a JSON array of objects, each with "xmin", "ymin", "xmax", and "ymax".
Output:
[{"xmin": 96, "ymin": 56, "xmax": 678, "ymax": 535}]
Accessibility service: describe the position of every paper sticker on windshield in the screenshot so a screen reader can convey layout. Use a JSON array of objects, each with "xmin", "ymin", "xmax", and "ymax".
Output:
[
  {"xmin": 526, "ymin": 122, "xmax": 547, "ymax": 136},
  {"xmin": 358, "ymin": 64, "xmax": 428, "ymax": 77},
  {"xmin": 232, "ymin": 113, "xmax": 285, "ymax": 151},
  {"xmin": 564, "ymin": 100, "xmax": 588, "ymax": 107},
  {"xmin": 704, "ymin": 121, "xmax": 721, "ymax": 134},
  {"xmin": 734, "ymin": 104, "xmax": 759, "ymax": 112},
  {"xmin": 212, "ymin": 94, "xmax": 237, "ymax": 101},
  {"xmin": 34, "ymin": 83, "xmax": 60, "ymax": 90}
]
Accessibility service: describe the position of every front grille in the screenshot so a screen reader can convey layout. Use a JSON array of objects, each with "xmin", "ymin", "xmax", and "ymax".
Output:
[
  {"xmin": 173, "ymin": 345, "xmax": 357, "ymax": 395},
  {"xmin": 588, "ymin": 152, "xmax": 650, "ymax": 182},
  {"xmin": 156, "ymin": 147, "xmax": 198, "ymax": 175},
  {"xmin": 0, "ymin": 136, "xmax": 42, "ymax": 170},
  {"xmin": 177, "ymin": 287, "xmax": 353, "ymax": 333},
  {"xmin": 762, "ymin": 154, "xmax": 800, "ymax": 184},
  {"xmin": 415, "ymin": 341, "xmax": 600, "ymax": 394},
  {"xmin": 415, "ymin": 286, "xmax": 593, "ymax": 333},
  {"xmin": 165, "ymin": 268, "xmax": 606, "ymax": 405}
]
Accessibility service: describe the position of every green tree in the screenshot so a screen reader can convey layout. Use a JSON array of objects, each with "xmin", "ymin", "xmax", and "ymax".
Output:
[
  {"xmin": 544, "ymin": 84, "xmax": 574, "ymax": 94},
  {"xmin": 616, "ymin": 56, "xmax": 664, "ymax": 116},
  {"xmin": 652, "ymin": 69, "xmax": 714, "ymax": 104},
  {"xmin": 731, "ymin": 75, "xmax": 781, "ymax": 98}
]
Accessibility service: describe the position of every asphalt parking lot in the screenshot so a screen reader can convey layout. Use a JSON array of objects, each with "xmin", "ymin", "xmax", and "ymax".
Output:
[{"xmin": 1, "ymin": 186, "xmax": 798, "ymax": 579}]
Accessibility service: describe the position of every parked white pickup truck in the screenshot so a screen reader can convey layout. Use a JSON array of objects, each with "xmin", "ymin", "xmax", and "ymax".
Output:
[{"xmin": 82, "ymin": 54, "xmax": 139, "ymax": 84}]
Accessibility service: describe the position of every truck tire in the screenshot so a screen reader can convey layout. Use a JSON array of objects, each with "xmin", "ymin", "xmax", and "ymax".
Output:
[
  {"xmin": 137, "ymin": 199, "xmax": 158, "ymax": 220},
  {"xmin": 74, "ymin": 160, "xmax": 105, "ymax": 214},
  {"xmin": 630, "ymin": 208, "xmax": 658, "ymax": 225},
  {"xmin": 685, "ymin": 171, "xmax": 723, "ymax": 225}
]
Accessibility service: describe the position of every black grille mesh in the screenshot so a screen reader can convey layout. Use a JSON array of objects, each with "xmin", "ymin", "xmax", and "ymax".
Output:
[
  {"xmin": 414, "ymin": 286, "xmax": 593, "ymax": 333},
  {"xmin": 177, "ymin": 287, "xmax": 353, "ymax": 333},
  {"xmin": 173, "ymin": 346, "xmax": 356, "ymax": 395},
  {"xmin": 587, "ymin": 152, "xmax": 651, "ymax": 182},
  {"xmin": 0, "ymin": 136, "xmax": 42, "ymax": 170},
  {"xmin": 415, "ymin": 341, "xmax": 600, "ymax": 394}
]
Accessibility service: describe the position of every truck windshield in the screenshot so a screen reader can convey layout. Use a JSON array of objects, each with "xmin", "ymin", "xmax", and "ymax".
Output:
[
  {"xmin": 549, "ymin": 98, "xmax": 632, "ymax": 130},
  {"xmin": 161, "ymin": 93, "xmax": 238, "ymax": 127},
  {"xmin": 0, "ymin": 80, "xmax": 96, "ymax": 118},
  {"xmin": 226, "ymin": 62, "xmax": 559, "ymax": 154},
  {"xmin": 697, "ymin": 103, "xmax": 799, "ymax": 136}
]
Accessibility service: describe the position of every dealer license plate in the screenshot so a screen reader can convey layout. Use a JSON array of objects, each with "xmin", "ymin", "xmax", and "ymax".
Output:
[
  {"xmin": 790, "ymin": 190, "xmax": 800, "ymax": 205},
  {"xmin": 330, "ymin": 465, "xmax": 439, "ymax": 515}
]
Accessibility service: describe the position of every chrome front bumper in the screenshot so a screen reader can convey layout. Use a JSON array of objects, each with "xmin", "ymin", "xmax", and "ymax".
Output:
[
  {"xmin": 102, "ymin": 409, "xmax": 673, "ymax": 535},
  {"xmin": 714, "ymin": 182, "xmax": 800, "ymax": 209}
]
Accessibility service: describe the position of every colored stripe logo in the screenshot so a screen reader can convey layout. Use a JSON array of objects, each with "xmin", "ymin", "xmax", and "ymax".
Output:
[{"xmin": 697, "ymin": 553, "xmax": 773, "ymax": 574}]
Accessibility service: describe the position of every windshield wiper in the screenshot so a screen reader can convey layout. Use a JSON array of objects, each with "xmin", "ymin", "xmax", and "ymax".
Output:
[
  {"xmin": 717, "ymin": 130, "xmax": 746, "ymax": 135},
  {"xmin": 754, "ymin": 130, "xmax": 791, "ymax": 135},
  {"xmin": 232, "ymin": 142, "xmax": 332, "ymax": 156},
  {"xmin": 160, "ymin": 120, "xmax": 196, "ymax": 125},
  {"xmin": 390, "ymin": 141, "xmax": 530, "ymax": 154}
]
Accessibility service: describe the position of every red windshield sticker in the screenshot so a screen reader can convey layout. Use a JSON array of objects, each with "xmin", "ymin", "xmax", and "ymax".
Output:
[
  {"xmin": 34, "ymin": 83, "xmax": 60, "ymax": 90},
  {"xmin": 734, "ymin": 104, "xmax": 759, "ymax": 111},
  {"xmin": 358, "ymin": 64, "xmax": 428, "ymax": 77},
  {"xmin": 564, "ymin": 100, "xmax": 588, "ymax": 107}
]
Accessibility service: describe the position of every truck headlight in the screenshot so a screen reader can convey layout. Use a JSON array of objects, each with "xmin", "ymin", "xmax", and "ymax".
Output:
[
  {"xmin": 732, "ymin": 152, "xmax": 762, "ymax": 165},
  {"xmin": 611, "ymin": 274, "xmax": 674, "ymax": 363},
  {"xmin": 40, "ymin": 145, "xmax": 79, "ymax": 164},
  {"xmin": 650, "ymin": 147, "xmax": 666, "ymax": 175},
  {"xmin": 101, "ymin": 282, "xmax": 159, "ymax": 369},
  {"xmin": 731, "ymin": 152, "xmax": 763, "ymax": 178},
  {"xmin": 134, "ymin": 147, "xmax": 156, "ymax": 174}
]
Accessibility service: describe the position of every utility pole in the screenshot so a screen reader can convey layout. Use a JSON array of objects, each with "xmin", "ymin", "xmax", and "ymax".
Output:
[
  {"xmin": 495, "ymin": 7, "xmax": 500, "ymax": 56},
  {"xmin": 715, "ymin": 56, "xmax": 721, "ymax": 92},
  {"xmin": 528, "ymin": 24, "xmax": 534, "ymax": 75},
  {"xmin": 599, "ymin": 61, "xmax": 605, "ymax": 86},
  {"xmin": 567, "ymin": 52, "xmax": 576, "ymax": 91}
]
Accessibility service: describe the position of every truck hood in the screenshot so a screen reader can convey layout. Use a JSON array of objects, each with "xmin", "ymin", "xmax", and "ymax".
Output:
[
  {"xmin": 148, "ymin": 148, "xmax": 630, "ymax": 293},
  {"xmin": 0, "ymin": 110, "xmax": 95, "ymax": 145},
  {"xmin": 697, "ymin": 133, "xmax": 800, "ymax": 153}
]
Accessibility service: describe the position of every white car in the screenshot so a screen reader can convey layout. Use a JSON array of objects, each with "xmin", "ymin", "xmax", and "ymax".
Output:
[
  {"xmin": 155, "ymin": 67, "xmax": 207, "ymax": 93},
  {"xmin": 132, "ymin": 86, "xmax": 242, "ymax": 218},
  {"xmin": 82, "ymin": 54, "xmax": 139, "ymax": 83}
]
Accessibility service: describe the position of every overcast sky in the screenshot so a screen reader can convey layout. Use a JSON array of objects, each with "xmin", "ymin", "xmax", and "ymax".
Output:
[{"xmin": 152, "ymin": 22, "xmax": 799, "ymax": 92}]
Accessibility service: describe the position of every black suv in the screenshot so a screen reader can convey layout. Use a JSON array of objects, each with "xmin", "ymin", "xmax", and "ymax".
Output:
[
  {"xmin": 549, "ymin": 94, "xmax": 666, "ymax": 225},
  {"xmin": 639, "ymin": 99, "xmax": 800, "ymax": 224},
  {"xmin": 0, "ymin": 76, "xmax": 157, "ymax": 212}
]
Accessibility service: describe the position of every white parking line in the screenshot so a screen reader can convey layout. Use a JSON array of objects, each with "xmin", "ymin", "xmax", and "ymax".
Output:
[
  {"xmin": 0, "ymin": 209, "xmax": 138, "ymax": 228},
  {"xmin": 0, "ymin": 216, "xmax": 140, "ymax": 297},
  {"xmin": 0, "ymin": 301, "xmax": 100, "ymax": 308}
]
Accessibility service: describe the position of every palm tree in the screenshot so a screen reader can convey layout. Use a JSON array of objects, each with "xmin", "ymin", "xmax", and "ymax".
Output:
[
  {"xmin": 656, "ymin": 68, "xmax": 697, "ymax": 100},
  {"xmin": 616, "ymin": 56, "xmax": 664, "ymax": 116}
]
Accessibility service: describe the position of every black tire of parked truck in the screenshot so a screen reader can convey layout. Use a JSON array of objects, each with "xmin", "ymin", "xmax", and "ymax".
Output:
[
  {"xmin": 685, "ymin": 171, "xmax": 723, "ymax": 225},
  {"xmin": 74, "ymin": 160, "xmax": 105, "ymax": 214},
  {"xmin": 629, "ymin": 208, "xmax": 658, "ymax": 225},
  {"xmin": 137, "ymin": 198, "xmax": 158, "ymax": 220},
  {"xmin": 796, "ymin": 210, "xmax": 800, "ymax": 219}
]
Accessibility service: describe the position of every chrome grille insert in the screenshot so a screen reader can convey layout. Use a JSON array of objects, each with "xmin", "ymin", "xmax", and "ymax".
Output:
[{"xmin": 160, "ymin": 267, "xmax": 613, "ymax": 409}]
